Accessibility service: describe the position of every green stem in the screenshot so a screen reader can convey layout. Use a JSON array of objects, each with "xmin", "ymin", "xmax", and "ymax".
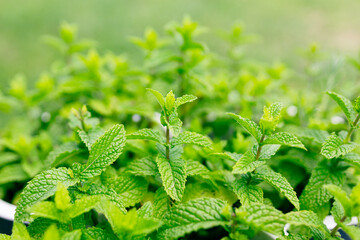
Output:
[
  {"xmin": 330, "ymin": 216, "xmax": 346, "ymax": 236},
  {"xmin": 255, "ymin": 135, "xmax": 265, "ymax": 160},
  {"xmin": 166, "ymin": 117, "xmax": 170, "ymax": 160},
  {"xmin": 344, "ymin": 114, "xmax": 360, "ymax": 143}
]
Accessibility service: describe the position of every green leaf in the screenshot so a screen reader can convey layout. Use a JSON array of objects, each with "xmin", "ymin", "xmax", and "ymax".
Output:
[
  {"xmin": 327, "ymin": 91, "xmax": 357, "ymax": 125},
  {"xmin": 256, "ymin": 165, "xmax": 300, "ymax": 210},
  {"xmin": 257, "ymin": 144, "xmax": 281, "ymax": 160},
  {"xmin": 157, "ymin": 198, "xmax": 226, "ymax": 239},
  {"xmin": 81, "ymin": 227, "xmax": 118, "ymax": 240},
  {"xmin": 186, "ymin": 160, "xmax": 210, "ymax": 176},
  {"xmin": 62, "ymin": 230, "xmax": 82, "ymax": 240},
  {"xmin": 263, "ymin": 132, "xmax": 306, "ymax": 150},
  {"xmin": 260, "ymin": 103, "xmax": 283, "ymax": 134},
  {"xmin": 137, "ymin": 202, "xmax": 154, "ymax": 218},
  {"xmin": 54, "ymin": 182, "xmax": 71, "ymax": 211},
  {"xmin": 67, "ymin": 195, "xmax": 102, "ymax": 219},
  {"xmin": 236, "ymin": 203, "xmax": 286, "ymax": 236},
  {"xmin": 350, "ymin": 183, "xmax": 360, "ymax": 215},
  {"xmin": 175, "ymin": 95, "xmax": 197, "ymax": 107},
  {"xmin": 42, "ymin": 224, "xmax": 60, "ymax": 240},
  {"xmin": 341, "ymin": 153, "xmax": 360, "ymax": 168},
  {"xmin": 80, "ymin": 124, "xmax": 126, "ymax": 179},
  {"xmin": 104, "ymin": 175, "xmax": 148, "ymax": 207},
  {"xmin": 156, "ymin": 154, "xmax": 187, "ymax": 201},
  {"xmin": 12, "ymin": 222, "xmax": 31, "ymax": 240},
  {"xmin": 127, "ymin": 129, "xmax": 165, "ymax": 144},
  {"xmin": 324, "ymin": 184, "xmax": 352, "ymax": 217},
  {"xmin": 300, "ymin": 161, "xmax": 344, "ymax": 211},
  {"xmin": 153, "ymin": 188, "xmax": 170, "ymax": 219},
  {"xmin": 167, "ymin": 111, "xmax": 182, "ymax": 137},
  {"xmin": 86, "ymin": 184, "xmax": 126, "ymax": 213},
  {"xmin": 0, "ymin": 164, "xmax": 28, "ymax": 184},
  {"xmin": 15, "ymin": 167, "xmax": 79, "ymax": 222},
  {"xmin": 233, "ymin": 176, "xmax": 263, "ymax": 205},
  {"xmin": 78, "ymin": 127, "xmax": 104, "ymax": 150},
  {"xmin": 28, "ymin": 202, "xmax": 61, "ymax": 221},
  {"xmin": 286, "ymin": 211, "xmax": 327, "ymax": 233},
  {"xmin": 47, "ymin": 142, "xmax": 82, "ymax": 168},
  {"xmin": 0, "ymin": 235, "xmax": 10, "ymax": 240},
  {"xmin": 232, "ymin": 150, "xmax": 266, "ymax": 175},
  {"xmin": 171, "ymin": 131, "xmax": 212, "ymax": 148},
  {"xmin": 0, "ymin": 152, "xmax": 19, "ymax": 168},
  {"xmin": 125, "ymin": 157, "xmax": 157, "ymax": 176},
  {"xmin": 321, "ymin": 133, "xmax": 356, "ymax": 159},
  {"xmin": 227, "ymin": 113, "xmax": 262, "ymax": 142},
  {"xmin": 165, "ymin": 90, "xmax": 176, "ymax": 112},
  {"xmin": 211, "ymin": 152, "xmax": 241, "ymax": 162},
  {"xmin": 147, "ymin": 88, "xmax": 165, "ymax": 108}
]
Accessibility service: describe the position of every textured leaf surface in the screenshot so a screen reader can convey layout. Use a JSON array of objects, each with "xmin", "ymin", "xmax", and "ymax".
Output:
[
  {"xmin": 171, "ymin": 131, "xmax": 212, "ymax": 148},
  {"xmin": 67, "ymin": 195, "xmax": 102, "ymax": 218},
  {"xmin": 327, "ymin": 91, "xmax": 357, "ymax": 124},
  {"xmin": 126, "ymin": 157, "xmax": 157, "ymax": 176},
  {"xmin": 237, "ymin": 203, "xmax": 286, "ymax": 236},
  {"xmin": 147, "ymin": 88, "xmax": 165, "ymax": 107},
  {"xmin": 342, "ymin": 153, "xmax": 360, "ymax": 168},
  {"xmin": 78, "ymin": 127, "xmax": 104, "ymax": 150},
  {"xmin": 256, "ymin": 165, "xmax": 300, "ymax": 210},
  {"xmin": 157, "ymin": 198, "xmax": 226, "ymax": 239},
  {"xmin": 104, "ymin": 175, "xmax": 148, "ymax": 207},
  {"xmin": 186, "ymin": 160, "xmax": 210, "ymax": 176},
  {"xmin": 82, "ymin": 227, "xmax": 118, "ymax": 240},
  {"xmin": 286, "ymin": 211, "xmax": 327, "ymax": 233},
  {"xmin": 324, "ymin": 184, "xmax": 352, "ymax": 217},
  {"xmin": 0, "ymin": 164, "xmax": 28, "ymax": 184},
  {"xmin": 232, "ymin": 150, "xmax": 265, "ymax": 175},
  {"xmin": 156, "ymin": 154, "xmax": 187, "ymax": 201},
  {"xmin": 257, "ymin": 144, "xmax": 281, "ymax": 160},
  {"xmin": 212, "ymin": 152, "xmax": 241, "ymax": 162},
  {"xmin": 321, "ymin": 133, "xmax": 356, "ymax": 159},
  {"xmin": 233, "ymin": 177, "xmax": 263, "ymax": 205},
  {"xmin": 175, "ymin": 95, "xmax": 197, "ymax": 107},
  {"xmin": 127, "ymin": 128, "xmax": 165, "ymax": 144},
  {"xmin": 15, "ymin": 167, "xmax": 78, "ymax": 222},
  {"xmin": 80, "ymin": 124, "xmax": 126, "ymax": 179},
  {"xmin": 263, "ymin": 132, "xmax": 306, "ymax": 150},
  {"xmin": 153, "ymin": 188, "xmax": 170, "ymax": 219},
  {"xmin": 300, "ymin": 162, "xmax": 344, "ymax": 211},
  {"xmin": 227, "ymin": 113, "xmax": 262, "ymax": 142}
]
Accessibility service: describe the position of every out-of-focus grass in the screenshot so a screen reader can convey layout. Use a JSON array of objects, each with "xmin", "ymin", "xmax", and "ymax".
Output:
[{"xmin": 0, "ymin": 0, "xmax": 359, "ymax": 86}]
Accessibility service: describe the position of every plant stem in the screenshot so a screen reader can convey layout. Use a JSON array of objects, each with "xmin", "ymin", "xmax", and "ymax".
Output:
[
  {"xmin": 255, "ymin": 135, "xmax": 265, "ymax": 160},
  {"xmin": 330, "ymin": 216, "xmax": 346, "ymax": 236},
  {"xmin": 166, "ymin": 116, "xmax": 170, "ymax": 160},
  {"xmin": 344, "ymin": 114, "xmax": 360, "ymax": 143}
]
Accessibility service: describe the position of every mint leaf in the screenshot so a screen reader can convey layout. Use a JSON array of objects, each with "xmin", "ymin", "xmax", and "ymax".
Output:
[
  {"xmin": 157, "ymin": 198, "xmax": 226, "ymax": 239},
  {"xmin": 156, "ymin": 154, "xmax": 187, "ymax": 201},
  {"xmin": 127, "ymin": 128, "xmax": 165, "ymax": 144},
  {"xmin": 300, "ymin": 161, "xmax": 344, "ymax": 211},
  {"xmin": 327, "ymin": 91, "xmax": 357, "ymax": 125},
  {"xmin": 236, "ymin": 203, "xmax": 286, "ymax": 236},
  {"xmin": 341, "ymin": 153, "xmax": 360, "ymax": 168},
  {"xmin": 147, "ymin": 88, "xmax": 165, "ymax": 108},
  {"xmin": 104, "ymin": 175, "xmax": 148, "ymax": 207},
  {"xmin": 154, "ymin": 188, "xmax": 170, "ymax": 219},
  {"xmin": 257, "ymin": 144, "xmax": 281, "ymax": 160},
  {"xmin": 15, "ymin": 167, "xmax": 79, "ymax": 222},
  {"xmin": 227, "ymin": 113, "xmax": 262, "ymax": 142},
  {"xmin": 263, "ymin": 132, "xmax": 306, "ymax": 150},
  {"xmin": 324, "ymin": 184, "xmax": 352, "ymax": 217},
  {"xmin": 0, "ymin": 164, "xmax": 28, "ymax": 184},
  {"xmin": 260, "ymin": 103, "xmax": 283, "ymax": 134},
  {"xmin": 175, "ymin": 94, "xmax": 197, "ymax": 107},
  {"xmin": 286, "ymin": 211, "xmax": 327, "ymax": 233},
  {"xmin": 186, "ymin": 160, "xmax": 210, "ymax": 176},
  {"xmin": 125, "ymin": 157, "xmax": 157, "ymax": 176},
  {"xmin": 80, "ymin": 124, "xmax": 126, "ymax": 179},
  {"xmin": 233, "ymin": 177, "xmax": 263, "ymax": 205},
  {"xmin": 47, "ymin": 142, "xmax": 82, "ymax": 168},
  {"xmin": 171, "ymin": 131, "xmax": 212, "ymax": 148},
  {"xmin": 321, "ymin": 133, "xmax": 356, "ymax": 159},
  {"xmin": 78, "ymin": 127, "xmax": 104, "ymax": 150},
  {"xmin": 12, "ymin": 222, "xmax": 31, "ymax": 240},
  {"xmin": 256, "ymin": 165, "xmax": 300, "ymax": 210},
  {"xmin": 232, "ymin": 150, "xmax": 265, "ymax": 175}
]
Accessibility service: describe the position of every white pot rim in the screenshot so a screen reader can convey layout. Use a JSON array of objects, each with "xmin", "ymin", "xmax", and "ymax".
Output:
[{"xmin": 0, "ymin": 200, "xmax": 16, "ymax": 221}]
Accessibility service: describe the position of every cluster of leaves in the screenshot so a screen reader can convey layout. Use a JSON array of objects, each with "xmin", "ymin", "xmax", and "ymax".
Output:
[{"xmin": 1, "ymin": 18, "xmax": 360, "ymax": 240}]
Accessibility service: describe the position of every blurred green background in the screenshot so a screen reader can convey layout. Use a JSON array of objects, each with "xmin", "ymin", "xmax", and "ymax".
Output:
[{"xmin": 1, "ymin": 0, "xmax": 360, "ymax": 87}]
